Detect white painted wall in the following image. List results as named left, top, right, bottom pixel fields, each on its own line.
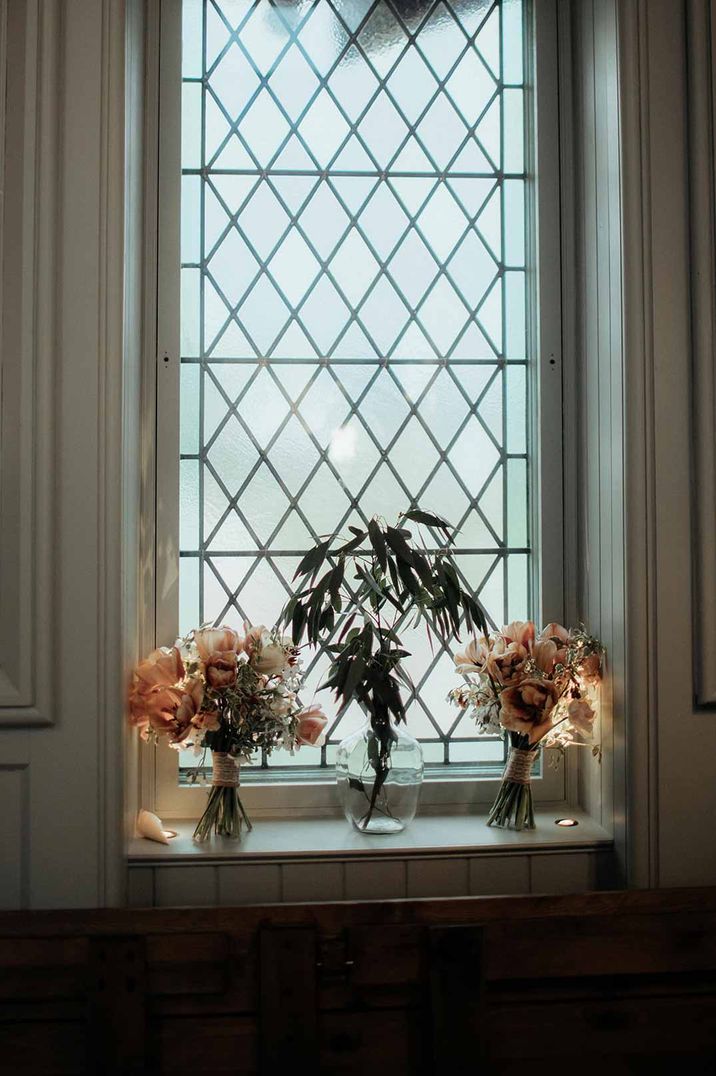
left=0, top=0, right=714, bottom=909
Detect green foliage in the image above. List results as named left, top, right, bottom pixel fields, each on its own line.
left=281, top=508, right=488, bottom=733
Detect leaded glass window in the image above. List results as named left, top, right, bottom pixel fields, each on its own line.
left=176, top=0, right=529, bottom=772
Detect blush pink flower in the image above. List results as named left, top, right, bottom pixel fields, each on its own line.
left=453, top=637, right=490, bottom=674
left=133, top=647, right=184, bottom=691
left=500, top=620, right=536, bottom=649
left=194, top=626, right=242, bottom=689
left=296, top=705, right=328, bottom=746
left=168, top=678, right=205, bottom=743
left=499, top=678, right=559, bottom=743
left=532, top=639, right=558, bottom=675
left=486, top=638, right=529, bottom=685
left=539, top=622, right=569, bottom=666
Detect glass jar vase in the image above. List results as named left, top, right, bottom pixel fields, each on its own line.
left=336, top=719, right=424, bottom=833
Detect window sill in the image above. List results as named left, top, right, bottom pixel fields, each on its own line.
left=128, top=808, right=612, bottom=865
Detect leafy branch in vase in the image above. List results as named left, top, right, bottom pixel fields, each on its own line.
left=281, top=509, right=488, bottom=828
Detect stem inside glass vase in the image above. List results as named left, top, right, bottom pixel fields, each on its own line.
left=360, top=719, right=398, bottom=829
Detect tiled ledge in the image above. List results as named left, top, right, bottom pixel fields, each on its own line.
left=128, top=809, right=611, bottom=865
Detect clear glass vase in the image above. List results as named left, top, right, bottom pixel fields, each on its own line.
left=336, top=720, right=424, bottom=833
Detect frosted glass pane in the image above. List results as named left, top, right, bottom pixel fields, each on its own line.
left=180, top=461, right=199, bottom=549
left=268, top=47, right=320, bottom=123
left=181, top=83, right=202, bottom=169
left=359, top=95, right=409, bottom=168
left=179, top=557, right=200, bottom=636
left=182, top=0, right=202, bottom=79
left=417, top=3, right=468, bottom=79
left=358, top=3, right=408, bottom=78
left=299, top=183, right=350, bottom=260
left=178, top=0, right=531, bottom=774
left=503, top=179, right=525, bottom=265
left=507, top=458, right=527, bottom=545
left=505, top=364, right=527, bottom=453
left=507, top=552, right=529, bottom=621
left=388, top=49, right=439, bottom=124
left=209, top=45, right=260, bottom=122
left=181, top=176, right=201, bottom=264
left=237, top=2, right=292, bottom=76
left=505, top=270, right=526, bottom=359
left=504, top=88, right=524, bottom=172
left=502, top=0, right=524, bottom=85
left=180, top=364, right=200, bottom=454
left=180, top=269, right=200, bottom=356
left=329, top=46, right=379, bottom=122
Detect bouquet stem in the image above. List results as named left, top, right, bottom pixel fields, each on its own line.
left=487, top=736, right=538, bottom=830
left=193, top=751, right=252, bottom=841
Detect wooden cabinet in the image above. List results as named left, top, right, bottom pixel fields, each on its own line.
left=1, top=887, right=715, bottom=1072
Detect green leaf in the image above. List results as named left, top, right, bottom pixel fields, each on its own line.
left=338, top=612, right=357, bottom=643
left=340, top=653, right=366, bottom=707
left=329, top=559, right=345, bottom=608
left=293, top=538, right=331, bottom=581
left=356, top=566, right=385, bottom=601
left=368, top=518, right=388, bottom=572
left=385, top=525, right=415, bottom=565
left=396, top=557, right=419, bottom=597
left=411, top=549, right=435, bottom=590
left=291, top=601, right=307, bottom=645
left=336, top=531, right=366, bottom=556
left=402, top=508, right=451, bottom=530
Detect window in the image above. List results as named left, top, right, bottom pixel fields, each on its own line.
left=155, top=0, right=562, bottom=789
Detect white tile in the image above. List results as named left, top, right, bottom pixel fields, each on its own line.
left=127, top=866, right=155, bottom=907
left=217, top=864, right=281, bottom=905
left=407, top=857, right=469, bottom=898
left=468, top=855, right=529, bottom=896
left=530, top=852, right=595, bottom=894
left=344, top=859, right=406, bottom=900
left=282, top=861, right=344, bottom=903
left=154, top=865, right=218, bottom=906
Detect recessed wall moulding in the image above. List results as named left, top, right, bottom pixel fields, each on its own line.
left=687, top=0, right=716, bottom=709
left=0, top=0, right=59, bottom=726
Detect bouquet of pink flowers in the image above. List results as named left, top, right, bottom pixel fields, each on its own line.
left=129, top=624, right=327, bottom=840
left=449, top=620, right=603, bottom=829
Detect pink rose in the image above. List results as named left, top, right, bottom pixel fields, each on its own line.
left=296, top=706, right=328, bottom=746
left=454, top=637, right=490, bottom=674
left=194, top=626, right=242, bottom=689
left=532, top=639, right=558, bottom=675
left=499, top=678, right=559, bottom=743
left=500, top=620, right=536, bottom=649
left=191, top=708, right=221, bottom=734
left=194, top=626, right=242, bottom=659
left=243, top=625, right=290, bottom=677
left=169, top=678, right=205, bottom=743
left=486, top=638, right=529, bottom=685
left=539, top=622, right=569, bottom=666
left=133, top=647, right=184, bottom=691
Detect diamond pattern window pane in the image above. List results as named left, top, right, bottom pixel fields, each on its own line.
left=178, top=0, right=529, bottom=773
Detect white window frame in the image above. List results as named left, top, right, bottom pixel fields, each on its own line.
left=143, top=0, right=570, bottom=820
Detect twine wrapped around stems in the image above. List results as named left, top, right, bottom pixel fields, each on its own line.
left=211, top=752, right=239, bottom=787
left=487, top=737, right=538, bottom=830
left=503, top=747, right=537, bottom=785
left=193, top=751, right=252, bottom=841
